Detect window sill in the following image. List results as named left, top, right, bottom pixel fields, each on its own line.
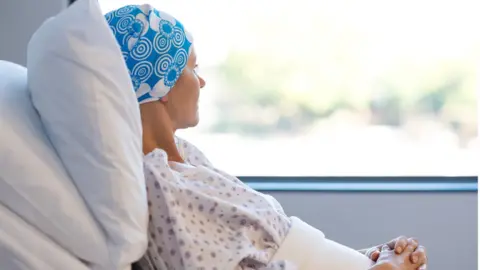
left=240, top=176, right=478, bottom=192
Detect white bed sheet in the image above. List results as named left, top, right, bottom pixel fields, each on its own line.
left=0, top=203, right=90, bottom=270
left=0, top=60, right=109, bottom=268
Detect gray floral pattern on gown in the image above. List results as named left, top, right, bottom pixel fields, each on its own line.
left=136, top=137, right=295, bottom=270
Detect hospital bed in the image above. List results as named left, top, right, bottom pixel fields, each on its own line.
left=0, top=0, right=148, bottom=268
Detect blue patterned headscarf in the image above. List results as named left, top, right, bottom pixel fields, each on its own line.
left=105, top=4, right=193, bottom=104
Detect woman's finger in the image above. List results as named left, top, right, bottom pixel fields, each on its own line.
left=391, top=236, right=408, bottom=253
left=405, top=238, right=419, bottom=253
left=410, top=245, right=427, bottom=266
left=377, top=245, right=391, bottom=261
left=365, top=247, right=380, bottom=261
left=370, top=250, right=380, bottom=261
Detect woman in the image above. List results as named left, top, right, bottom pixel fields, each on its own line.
left=105, top=4, right=427, bottom=270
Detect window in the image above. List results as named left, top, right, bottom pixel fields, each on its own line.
left=101, top=0, right=478, bottom=177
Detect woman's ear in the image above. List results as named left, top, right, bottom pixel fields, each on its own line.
left=160, top=96, right=168, bottom=102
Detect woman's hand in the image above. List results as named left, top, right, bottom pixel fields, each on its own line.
left=369, top=244, right=425, bottom=270
left=361, top=236, right=427, bottom=269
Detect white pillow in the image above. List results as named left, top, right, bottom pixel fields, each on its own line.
left=26, top=0, right=148, bottom=268
left=0, top=60, right=108, bottom=266
left=0, top=203, right=90, bottom=270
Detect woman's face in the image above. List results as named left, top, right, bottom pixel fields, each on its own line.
left=164, top=46, right=206, bottom=129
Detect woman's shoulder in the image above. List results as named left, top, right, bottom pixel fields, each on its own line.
left=143, top=148, right=169, bottom=169
left=175, top=136, right=213, bottom=167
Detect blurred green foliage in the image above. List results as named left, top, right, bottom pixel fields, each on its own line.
left=210, top=8, right=478, bottom=142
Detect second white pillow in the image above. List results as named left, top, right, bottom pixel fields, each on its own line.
left=27, top=0, right=148, bottom=268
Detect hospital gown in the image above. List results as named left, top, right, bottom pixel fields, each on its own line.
left=136, top=137, right=296, bottom=270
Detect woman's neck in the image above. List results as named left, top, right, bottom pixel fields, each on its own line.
left=140, top=103, right=184, bottom=163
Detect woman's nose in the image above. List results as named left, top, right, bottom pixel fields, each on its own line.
left=199, top=76, right=206, bottom=89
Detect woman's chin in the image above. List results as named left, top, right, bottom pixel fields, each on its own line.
left=191, top=115, right=200, bottom=127
left=186, top=114, right=200, bottom=129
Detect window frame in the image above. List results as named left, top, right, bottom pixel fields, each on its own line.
left=241, top=176, right=478, bottom=192
left=91, top=0, right=477, bottom=187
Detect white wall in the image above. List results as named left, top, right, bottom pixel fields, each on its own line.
left=269, top=191, right=477, bottom=270
left=0, top=0, right=66, bottom=66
